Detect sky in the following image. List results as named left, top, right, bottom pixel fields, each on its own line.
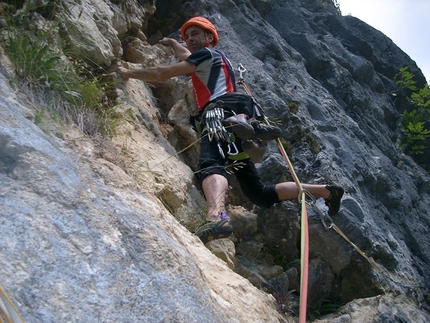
left=336, top=0, right=430, bottom=84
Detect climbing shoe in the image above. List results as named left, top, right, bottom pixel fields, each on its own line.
left=250, top=120, right=282, bottom=141
left=194, top=213, right=233, bottom=244
left=222, top=114, right=255, bottom=140
left=324, top=185, right=344, bottom=215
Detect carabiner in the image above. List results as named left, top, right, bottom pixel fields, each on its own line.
left=238, top=63, right=246, bottom=80
left=217, top=142, right=225, bottom=159
left=227, top=142, right=239, bottom=156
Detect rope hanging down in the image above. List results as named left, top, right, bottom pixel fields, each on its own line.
left=237, top=64, right=310, bottom=323
left=236, top=63, right=384, bottom=321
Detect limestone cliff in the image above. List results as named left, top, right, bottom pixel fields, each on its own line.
left=1, top=0, right=430, bottom=322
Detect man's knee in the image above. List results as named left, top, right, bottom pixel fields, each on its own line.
left=198, top=162, right=228, bottom=182
left=245, top=184, right=280, bottom=208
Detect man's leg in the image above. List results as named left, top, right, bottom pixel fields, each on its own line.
left=202, top=174, right=229, bottom=221
left=275, top=182, right=344, bottom=215
left=194, top=173, right=233, bottom=244
left=275, top=182, right=330, bottom=200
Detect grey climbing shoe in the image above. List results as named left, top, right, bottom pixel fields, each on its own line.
left=250, top=120, right=282, bottom=140
left=222, top=114, right=255, bottom=140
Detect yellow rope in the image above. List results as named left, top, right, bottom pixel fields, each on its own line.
left=331, top=224, right=382, bottom=272
left=274, top=137, right=309, bottom=323
left=238, top=74, right=310, bottom=322
left=238, top=66, right=401, bottom=319
left=0, top=285, right=24, bottom=323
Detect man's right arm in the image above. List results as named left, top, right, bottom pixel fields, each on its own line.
left=115, top=60, right=196, bottom=82
left=159, top=37, right=191, bottom=61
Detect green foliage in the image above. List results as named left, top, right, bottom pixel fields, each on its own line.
left=6, top=27, right=60, bottom=84
left=34, top=109, right=45, bottom=125
left=287, top=101, right=300, bottom=114
left=394, top=66, right=430, bottom=170
left=279, top=137, right=293, bottom=158
left=332, top=0, right=341, bottom=14
left=305, top=131, right=321, bottom=154
left=2, top=5, right=119, bottom=137
left=394, top=66, right=418, bottom=93
left=411, top=84, right=430, bottom=110
left=318, top=0, right=341, bottom=14
left=402, top=121, right=430, bottom=155
left=5, top=21, right=83, bottom=107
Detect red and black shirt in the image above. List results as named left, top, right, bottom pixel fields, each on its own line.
left=186, top=48, right=236, bottom=112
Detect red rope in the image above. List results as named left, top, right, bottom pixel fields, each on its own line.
left=275, top=140, right=309, bottom=323
left=238, top=79, right=309, bottom=322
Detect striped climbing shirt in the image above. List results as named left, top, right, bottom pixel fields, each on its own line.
left=186, top=48, right=236, bottom=112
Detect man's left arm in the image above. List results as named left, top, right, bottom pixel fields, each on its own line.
left=159, top=37, right=191, bottom=61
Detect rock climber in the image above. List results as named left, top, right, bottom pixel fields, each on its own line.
left=114, top=16, right=344, bottom=244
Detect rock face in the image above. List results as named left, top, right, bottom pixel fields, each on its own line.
left=1, top=0, right=430, bottom=322
left=0, top=46, right=287, bottom=323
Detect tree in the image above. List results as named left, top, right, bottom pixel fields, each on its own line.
left=394, top=66, right=430, bottom=172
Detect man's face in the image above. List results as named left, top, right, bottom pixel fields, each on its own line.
left=183, top=26, right=214, bottom=53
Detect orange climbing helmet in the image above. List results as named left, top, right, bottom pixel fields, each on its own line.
left=180, top=17, right=219, bottom=46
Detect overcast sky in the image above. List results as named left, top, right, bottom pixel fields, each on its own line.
left=336, top=0, right=430, bottom=83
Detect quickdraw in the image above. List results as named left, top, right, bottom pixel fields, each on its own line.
left=203, top=106, right=239, bottom=158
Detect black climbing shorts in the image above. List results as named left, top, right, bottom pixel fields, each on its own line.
left=210, top=92, right=254, bottom=116
left=197, top=92, right=280, bottom=208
